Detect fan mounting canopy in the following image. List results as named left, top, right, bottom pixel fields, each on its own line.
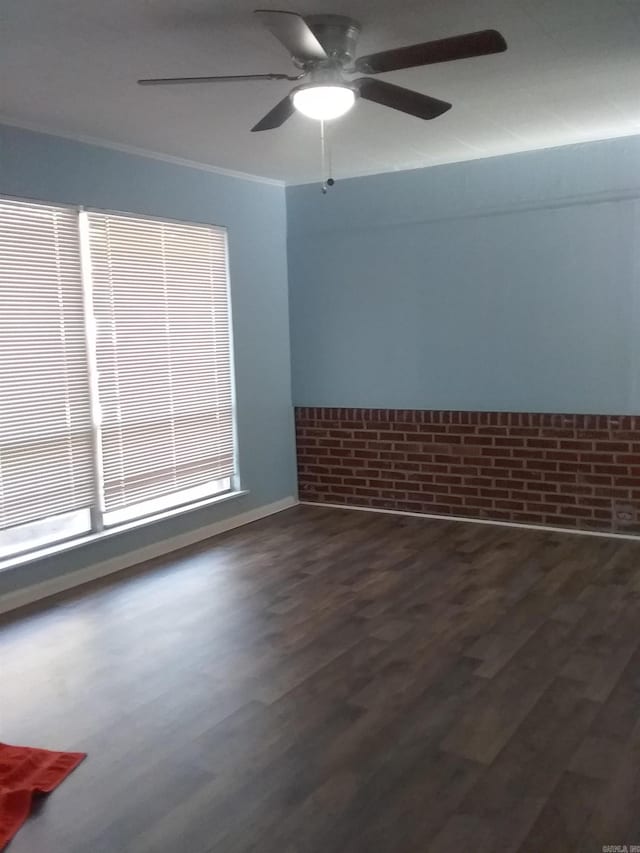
left=301, top=15, right=361, bottom=66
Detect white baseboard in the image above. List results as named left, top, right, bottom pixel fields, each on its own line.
left=299, top=501, right=640, bottom=542
left=0, top=496, right=298, bottom=616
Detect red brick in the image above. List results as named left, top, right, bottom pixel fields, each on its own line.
left=512, top=490, right=539, bottom=502
left=447, top=495, right=465, bottom=506
left=551, top=472, right=577, bottom=484
left=463, top=497, right=493, bottom=508
left=526, top=460, right=558, bottom=472
left=518, top=470, right=544, bottom=481
left=595, top=442, right=630, bottom=452
left=445, top=425, right=477, bottom=435
left=581, top=453, right=618, bottom=464
left=495, top=499, right=525, bottom=510
left=367, top=478, right=394, bottom=488
left=523, top=479, right=557, bottom=492
left=545, top=494, right=577, bottom=505
left=381, top=451, right=406, bottom=461
left=496, top=479, right=525, bottom=490
left=579, top=474, right=613, bottom=485
left=592, top=465, right=628, bottom=476
left=481, top=488, right=510, bottom=499
left=394, top=442, right=420, bottom=452
left=616, top=454, right=640, bottom=465
left=403, top=433, right=434, bottom=443
left=428, top=483, right=452, bottom=494
left=450, top=485, right=482, bottom=496
left=497, top=457, right=525, bottom=468
left=353, top=487, right=380, bottom=497
left=460, top=445, right=484, bottom=458
left=559, top=440, right=594, bottom=451
left=449, top=465, right=481, bottom=476
left=466, top=476, right=493, bottom=488
left=609, top=476, right=638, bottom=487
left=579, top=496, right=610, bottom=508
left=421, top=463, right=449, bottom=474
left=546, top=451, right=580, bottom=462
left=536, top=503, right=560, bottom=513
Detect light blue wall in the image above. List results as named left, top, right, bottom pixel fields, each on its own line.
left=0, top=124, right=296, bottom=597
left=287, top=135, right=640, bottom=414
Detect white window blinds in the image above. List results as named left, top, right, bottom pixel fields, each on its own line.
left=86, top=211, right=235, bottom=514
left=0, top=198, right=93, bottom=531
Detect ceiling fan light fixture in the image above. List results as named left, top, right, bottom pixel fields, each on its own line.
left=292, top=85, right=355, bottom=121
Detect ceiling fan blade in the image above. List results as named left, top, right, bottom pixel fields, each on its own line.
left=355, top=29, right=507, bottom=74
left=356, top=78, right=451, bottom=120
left=251, top=94, right=296, bottom=132
left=138, top=72, right=299, bottom=86
left=254, top=9, right=328, bottom=62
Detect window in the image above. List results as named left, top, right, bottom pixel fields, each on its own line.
left=86, top=211, right=235, bottom=524
left=0, top=199, right=94, bottom=558
left=0, top=198, right=236, bottom=563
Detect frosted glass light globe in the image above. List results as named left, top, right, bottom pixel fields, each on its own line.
left=293, top=86, right=355, bottom=121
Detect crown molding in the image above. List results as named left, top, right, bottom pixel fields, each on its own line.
left=0, top=115, right=285, bottom=188
left=287, top=127, right=640, bottom=187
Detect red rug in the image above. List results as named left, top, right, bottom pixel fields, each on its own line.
left=0, top=742, right=86, bottom=849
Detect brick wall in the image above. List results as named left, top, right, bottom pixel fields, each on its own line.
left=295, top=408, right=640, bottom=533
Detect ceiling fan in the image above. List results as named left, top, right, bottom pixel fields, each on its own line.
left=138, top=10, right=507, bottom=132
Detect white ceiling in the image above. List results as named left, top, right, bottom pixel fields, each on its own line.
left=2, top=0, right=640, bottom=184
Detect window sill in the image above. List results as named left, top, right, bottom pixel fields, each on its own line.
left=0, top=489, right=249, bottom=574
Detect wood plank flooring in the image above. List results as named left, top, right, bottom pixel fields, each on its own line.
left=1, top=504, right=640, bottom=852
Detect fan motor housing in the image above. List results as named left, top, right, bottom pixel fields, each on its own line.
left=303, top=15, right=361, bottom=66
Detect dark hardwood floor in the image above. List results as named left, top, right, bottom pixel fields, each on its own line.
left=1, top=504, right=640, bottom=852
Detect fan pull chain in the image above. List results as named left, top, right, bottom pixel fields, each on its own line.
left=320, top=120, right=335, bottom=194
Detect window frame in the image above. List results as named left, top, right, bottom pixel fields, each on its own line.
left=0, top=194, right=242, bottom=569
